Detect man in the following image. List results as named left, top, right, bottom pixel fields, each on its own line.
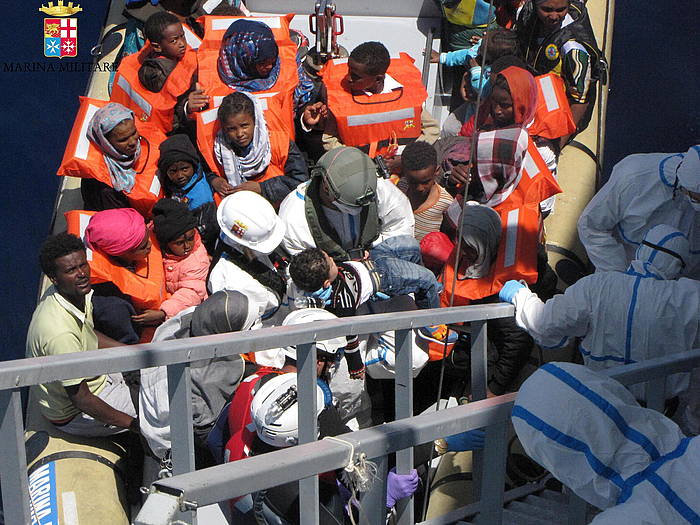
left=500, top=225, right=700, bottom=400
left=513, top=362, right=700, bottom=524
left=516, top=0, right=602, bottom=136
left=27, top=233, right=137, bottom=437
left=303, top=41, right=439, bottom=166
left=577, top=145, right=700, bottom=278
left=279, top=146, right=415, bottom=261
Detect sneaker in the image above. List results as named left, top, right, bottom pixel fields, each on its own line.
left=418, top=324, right=458, bottom=344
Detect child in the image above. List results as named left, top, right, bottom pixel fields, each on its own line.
left=152, top=198, right=210, bottom=319
left=397, top=141, right=454, bottom=241
left=289, top=244, right=456, bottom=344
left=111, top=12, right=206, bottom=137
left=209, top=91, right=309, bottom=204
left=158, top=134, right=215, bottom=210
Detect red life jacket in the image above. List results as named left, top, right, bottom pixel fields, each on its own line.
left=195, top=14, right=299, bottom=137
left=58, top=97, right=165, bottom=217
left=529, top=73, right=577, bottom=140
left=65, top=209, right=170, bottom=342
left=110, top=46, right=198, bottom=138
left=321, top=53, right=428, bottom=157
left=224, top=369, right=282, bottom=465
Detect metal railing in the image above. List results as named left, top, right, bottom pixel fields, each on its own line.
left=133, top=349, right=700, bottom=524
left=0, top=303, right=514, bottom=525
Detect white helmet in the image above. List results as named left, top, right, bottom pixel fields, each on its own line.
left=217, top=191, right=285, bottom=254
left=250, top=373, right=326, bottom=448
left=282, top=308, right=346, bottom=360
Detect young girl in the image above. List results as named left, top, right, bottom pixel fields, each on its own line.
left=210, top=91, right=308, bottom=204
left=151, top=198, right=210, bottom=319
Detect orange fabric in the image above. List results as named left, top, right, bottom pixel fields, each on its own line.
left=65, top=210, right=170, bottom=342
left=58, top=97, right=165, bottom=217
left=475, top=65, right=537, bottom=131
left=195, top=14, right=298, bottom=137
left=195, top=103, right=289, bottom=181
left=321, top=53, right=428, bottom=157
left=110, top=46, right=198, bottom=138
left=529, top=73, right=577, bottom=140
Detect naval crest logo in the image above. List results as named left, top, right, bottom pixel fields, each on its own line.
left=40, top=2, right=82, bottom=58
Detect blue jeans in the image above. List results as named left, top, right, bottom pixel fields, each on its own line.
left=370, top=235, right=442, bottom=310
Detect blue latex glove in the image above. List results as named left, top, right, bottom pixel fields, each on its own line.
left=445, top=429, right=485, bottom=451
left=310, top=286, right=333, bottom=305
left=386, top=468, right=419, bottom=508
left=125, top=0, right=159, bottom=5
left=499, top=280, right=525, bottom=304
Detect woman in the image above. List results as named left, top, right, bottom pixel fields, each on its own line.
left=79, top=102, right=162, bottom=215
left=217, top=18, right=314, bottom=109
left=83, top=207, right=168, bottom=343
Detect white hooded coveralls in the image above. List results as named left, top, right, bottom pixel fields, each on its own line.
left=278, top=178, right=415, bottom=256
left=513, top=362, right=700, bottom=525
left=510, top=225, right=700, bottom=397
left=577, top=146, right=700, bottom=277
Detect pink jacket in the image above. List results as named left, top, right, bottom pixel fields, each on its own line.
left=160, top=231, right=210, bottom=319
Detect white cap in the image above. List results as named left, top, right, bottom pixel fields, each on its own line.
left=281, top=308, right=346, bottom=360
left=250, top=373, right=326, bottom=448
left=216, top=191, right=286, bottom=254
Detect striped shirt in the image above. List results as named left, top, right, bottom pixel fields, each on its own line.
left=398, top=180, right=454, bottom=241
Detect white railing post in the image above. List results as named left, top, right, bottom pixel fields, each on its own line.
left=0, top=388, right=31, bottom=524
left=480, top=419, right=508, bottom=524
left=394, top=328, right=415, bottom=525
left=470, top=320, right=488, bottom=502
left=297, top=342, right=320, bottom=525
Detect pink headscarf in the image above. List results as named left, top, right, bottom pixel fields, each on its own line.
left=84, top=208, right=147, bottom=256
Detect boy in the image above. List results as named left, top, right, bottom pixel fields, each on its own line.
left=397, top=141, right=454, bottom=241
left=110, top=12, right=206, bottom=136
left=289, top=243, right=456, bottom=344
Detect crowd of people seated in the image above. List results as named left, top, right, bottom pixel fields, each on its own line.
left=27, top=0, right=700, bottom=523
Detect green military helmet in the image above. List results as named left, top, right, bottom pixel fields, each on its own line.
left=314, top=147, right=377, bottom=208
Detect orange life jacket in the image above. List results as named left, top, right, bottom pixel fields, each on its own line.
left=529, top=73, right=576, bottom=140
left=195, top=101, right=289, bottom=182
left=110, top=46, right=198, bottom=137
left=65, top=210, right=169, bottom=342
left=58, top=97, right=165, bottom=217
left=321, top=53, right=428, bottom=157
left=195, top=14, right=298, bottom=137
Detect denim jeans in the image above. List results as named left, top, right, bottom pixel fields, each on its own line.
left=370, top=235, right=443, bottom=309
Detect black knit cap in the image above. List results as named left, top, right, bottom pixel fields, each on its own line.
left=157, top=134, right=200, bottom=175
left=152, top=198, right=198, bottom=246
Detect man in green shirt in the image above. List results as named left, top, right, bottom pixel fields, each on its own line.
left=26, top=233, right=138, bottom=437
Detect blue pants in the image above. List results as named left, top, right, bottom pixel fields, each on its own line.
left=370, top=235, right=442, bottom=310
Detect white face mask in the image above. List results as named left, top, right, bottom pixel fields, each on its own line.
left=333, top=200, right=364, bottom=216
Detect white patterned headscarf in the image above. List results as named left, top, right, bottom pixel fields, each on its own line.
left=214, top=91, right=272, bottom=187
left=86, top=102, right=141, bottom=193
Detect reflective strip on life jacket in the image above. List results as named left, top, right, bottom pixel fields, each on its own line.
left=58, top=97, right=165, bottom=217
left=529, top=73, right=577, bottom=140
left=65, top=210, right=169, bottom=314
left=110, top=46, right=198, bottom=137
left=182, top=24, right=202, bottom=50
left=321, top=52, right=428, bottom=157
left=195, top=14, right=298, bottom=137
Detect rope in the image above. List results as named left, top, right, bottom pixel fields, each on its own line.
left=421, top=3, right=497, bottom=519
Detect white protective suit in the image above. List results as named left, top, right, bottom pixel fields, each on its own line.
left=510, top=225, right=700, bottom=398
left=278, top=178, right=415, bottom=256
left=577, top=146, right=700, bottom=277
left=513, top=362, right=700, bottom=525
